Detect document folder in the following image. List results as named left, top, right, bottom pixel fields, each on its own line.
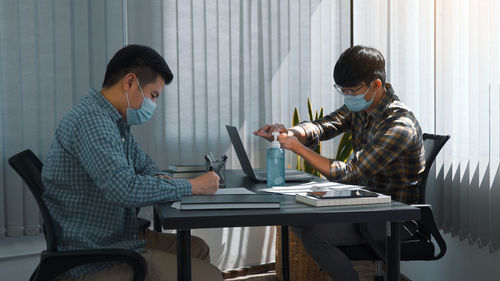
left=179, top=194, right=281, bottom=210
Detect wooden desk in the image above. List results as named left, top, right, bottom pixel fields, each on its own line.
left=154, top=170, right=420, bottom=281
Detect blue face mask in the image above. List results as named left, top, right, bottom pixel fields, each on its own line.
left=125, top=80, right=157, bottom=126
left=343, top=85, right=376, bottom=112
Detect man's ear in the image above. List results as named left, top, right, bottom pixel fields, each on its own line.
left=122, top=73, right=136, bottom=91
left=373, top=79, right=382, bottom=90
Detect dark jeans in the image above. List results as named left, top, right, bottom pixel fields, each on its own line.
left=292, top=222, right=413, bottom=281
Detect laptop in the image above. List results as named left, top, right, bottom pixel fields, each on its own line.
left=226, top=125, right=314, bottom=183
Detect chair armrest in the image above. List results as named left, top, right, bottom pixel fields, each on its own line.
left=136, top=207, right=151, bottom=230
left=34, top=249, right=147, bottom=281
left=356, top=204, right=447, bottom=262
left=412, top=204, right=447, bottom=260
left=138, top=217, right=151, bottom=230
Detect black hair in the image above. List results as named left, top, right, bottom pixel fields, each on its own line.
left=102, top=44, right=173, bottom=88
left=333, top=45, right=386, bottom=87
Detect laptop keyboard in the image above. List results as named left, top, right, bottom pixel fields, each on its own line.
left=255, top=169, right=307, bottom=177
left=254, top=170, right=267, bottom=177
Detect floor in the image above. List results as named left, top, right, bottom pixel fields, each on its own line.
left=223, top=261, right=411, bottom=281
left=224, top=272, right=278, bottom=281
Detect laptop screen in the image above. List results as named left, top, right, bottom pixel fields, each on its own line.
left=225, top=125, right=257, bottom=178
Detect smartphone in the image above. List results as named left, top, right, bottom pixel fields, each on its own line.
left=307, top=189, right=378, bottom=199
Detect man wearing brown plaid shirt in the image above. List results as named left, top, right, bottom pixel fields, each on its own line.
left=254, top=45, right=425, bottom=281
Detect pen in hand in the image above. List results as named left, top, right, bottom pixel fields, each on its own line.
left=205, top=152, right=226, bottom=186
left=205, top=155, right=213, bottom=171
left=214, top=162, right=225, bottom=184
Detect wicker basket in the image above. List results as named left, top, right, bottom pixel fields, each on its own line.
left=275, top=226, right=331, bottom=281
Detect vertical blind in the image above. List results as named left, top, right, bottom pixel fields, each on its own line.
left=133, top=0, right=350, bottom=173
left=0, top=0, right=128, bottom=239
left=2, top=0, right=498, bottom=265
left=434, top=0, right=500, bottom=252
left=0, top=0, right=348, bottom=269
left=130, top=0, right=349, bottom=269
left=354, top=0, right=500, bottom=252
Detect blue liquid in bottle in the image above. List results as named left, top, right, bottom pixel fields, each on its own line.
left=267, top=132, right=285, bottom=187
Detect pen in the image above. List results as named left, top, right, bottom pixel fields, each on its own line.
left=215, top=162, right=225, bottom=184
left=204, top=154, right=213, bottom=171
left=208, top=152, right=216, bottom=163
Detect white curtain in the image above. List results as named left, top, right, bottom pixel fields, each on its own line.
left=435, top=0, right=500, bottom=252
left=354, top=0, right=500, bottom=252
left=132, top=0, right=350, bottom=172
left=3, top=0, right=499, bottom=266
left=353, top=0, right=435, bottom=133
left=0, top=0, right=128, bottom=239
left=129, top=0, right=350, bottom=269
left=0, top=0, right=348, bottom=269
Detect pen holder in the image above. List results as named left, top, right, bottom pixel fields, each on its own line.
left=206, top=160, right=226, bottom=188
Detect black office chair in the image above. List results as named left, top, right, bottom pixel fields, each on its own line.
left=339, top=133, right=450, bottom=281
left=8, top=149, right=147, bottom=281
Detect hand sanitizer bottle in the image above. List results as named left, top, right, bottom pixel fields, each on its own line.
left=267, top=131, right=285, bottom=187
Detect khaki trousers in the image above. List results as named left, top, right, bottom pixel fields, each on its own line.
left=61, top=229, right=223, bottom=281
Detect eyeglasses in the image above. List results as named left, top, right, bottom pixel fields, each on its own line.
left=333, top=84, right=366, bottom=96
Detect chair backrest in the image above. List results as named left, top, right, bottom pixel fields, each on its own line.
left=418, top=134, right=450, bottom=204
left=8, top=149, right=57, bottom=251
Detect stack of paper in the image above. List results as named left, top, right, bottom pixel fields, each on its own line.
left=259, top=182, right=362, bottom=196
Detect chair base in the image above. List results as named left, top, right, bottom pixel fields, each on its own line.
left=374, top=260, right=383, bottom=281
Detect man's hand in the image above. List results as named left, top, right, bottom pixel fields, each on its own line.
left=253, top=123, right=288, bottom=141
left=277, top=133, right=303, bottom=153
left=188, top=171, right=220, bottom=195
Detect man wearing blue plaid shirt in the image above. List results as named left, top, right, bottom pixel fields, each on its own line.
left=42, top=45, right=223, bottom=281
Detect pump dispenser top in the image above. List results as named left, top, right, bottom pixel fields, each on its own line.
left=271, top=131, right=280, bottom=148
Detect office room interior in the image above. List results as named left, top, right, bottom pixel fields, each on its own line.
left=0, top=0, right=499, bottom=281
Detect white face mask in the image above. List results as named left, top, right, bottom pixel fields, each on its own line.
left=125, top=79, right=157, bottom=125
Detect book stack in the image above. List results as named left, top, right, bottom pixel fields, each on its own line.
left=296, top=188, right=391, bottom=207
left=174, top=194, right=281, bottom=210
left=163, top=164, right=207, bottom=179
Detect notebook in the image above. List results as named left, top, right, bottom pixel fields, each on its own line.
left=178, top=194, right=281, bottom=210
left=225, top=125, right=314, bottom=183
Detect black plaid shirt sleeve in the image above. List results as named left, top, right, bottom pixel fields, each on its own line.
left=295, top=85, right=425, bottom=204
left=296, top=105, right=353, bottom=147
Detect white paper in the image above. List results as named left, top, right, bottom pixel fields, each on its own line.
left=259, top=182, right=363, bottom=196
left=215, top=187, right=255, bottom=195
